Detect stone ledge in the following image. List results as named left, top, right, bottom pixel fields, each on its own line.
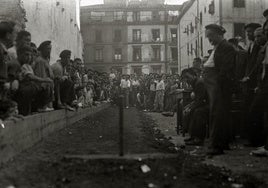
left=0, top=103, right=110, bottom=165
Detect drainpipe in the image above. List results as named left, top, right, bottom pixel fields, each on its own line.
left=178, top=22, right=182, bottom=74
left=164, top=5, right=168, bottom=73
left=219, top=0, right=223, bottom=26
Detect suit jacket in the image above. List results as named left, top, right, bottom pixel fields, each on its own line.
left=191, top=78, right=208, bottom=110
left=245, top=43, right=262, bottom=89
left=214, top=39, right=236, bottom=81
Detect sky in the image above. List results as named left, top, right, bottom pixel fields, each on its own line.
left=81, top=0, right=188, bottom=6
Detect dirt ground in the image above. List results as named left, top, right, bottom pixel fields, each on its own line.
left=0, top=107, right=266, bottom=188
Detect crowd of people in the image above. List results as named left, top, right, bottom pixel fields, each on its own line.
left=0, top=21, right=111, bottom=124
left=109, top=71, right=183, bottom=114
left=1, top=8, right=268, bottom=158
left=180, top=9, right=268, bottom=157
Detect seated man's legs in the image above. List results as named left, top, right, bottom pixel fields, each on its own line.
left=17, top=81, right=38, bottom=116
left=60, top=79, right=75, bottom=106
left=188, top=106, right=209, bottom=143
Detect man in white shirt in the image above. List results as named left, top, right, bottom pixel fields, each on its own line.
left=153, top=75, right=165, bottom=112
left=120, top=75, right=130, bottom=108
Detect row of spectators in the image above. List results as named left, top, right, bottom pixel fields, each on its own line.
left=0, top=21, right=110, bottom=124
left=180, top=10, right=268, bottom=157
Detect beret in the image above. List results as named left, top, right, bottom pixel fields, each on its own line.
left=38, top=41, right=51, bottom=51
left=205, top=24, right=226, bottom=34
left=244, top=23, right=262, bottom=30
left=60, top=50, right=71, bottom=58
left=263, top=9, right=268, bottom=17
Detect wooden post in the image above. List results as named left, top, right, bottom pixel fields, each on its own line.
left=119, top=95, right=124, bottom=156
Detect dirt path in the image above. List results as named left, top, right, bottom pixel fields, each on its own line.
left=0, top=107, right=266, bottom=188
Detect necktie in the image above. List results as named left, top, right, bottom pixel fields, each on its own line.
left=261, top=45, right=268, bottom=80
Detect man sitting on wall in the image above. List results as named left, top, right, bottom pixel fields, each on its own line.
left=182, top=68, right=209, bottom=146
left=17, top=45, right=54, bottom=115
left=51, top=50, right=75, bottom=111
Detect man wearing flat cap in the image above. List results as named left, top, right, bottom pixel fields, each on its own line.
left=51, top=50, right=75, bottom=110
left=203, top=24, right=236, bottom=155
left=263, top=9, right=268, bottom=21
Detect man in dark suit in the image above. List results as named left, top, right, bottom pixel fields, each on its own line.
left=251, top=20, right=268, bottom=156
left=203, top=24, right=236, bottom=155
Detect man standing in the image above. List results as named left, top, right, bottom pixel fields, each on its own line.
left=153, top=75, right=165, bottom=112
left=203, top=24, right=236, bottom=155
left=251, top=20, right=268, bottom=156
left=120, top=75, right=130, bottom=108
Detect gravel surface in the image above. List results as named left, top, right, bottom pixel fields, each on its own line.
left=0, top=106, right=266, bottom=188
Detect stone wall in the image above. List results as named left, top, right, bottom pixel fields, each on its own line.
left=0, top=0, right=84, bottom=64
left=0, top=104, right=109, bottom=165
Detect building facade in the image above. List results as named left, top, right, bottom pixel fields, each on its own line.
left=0, top=0, right=83, bottom=64
left=178, top=0, right=268, bottom=72
left=81, top=0, right=181, bottom=74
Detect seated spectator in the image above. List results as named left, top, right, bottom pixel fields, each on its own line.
left=8, top=30, right=31, bottom=60
left=181, top=68, right=209, bottom=146
left=16, top=45, right=54, bottom=115
left=0, top=21, right=21, bottom=122
left=51, top=50, right=75, bottom=111
left=33, top=41, right=54, bottom=108
left=0, top=21, right=13, bottom=101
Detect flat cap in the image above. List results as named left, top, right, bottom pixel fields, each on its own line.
left=263, top=9, right=268, bottom=17
left=205, top=24, right=226, bottom=35
left=60, top=50, right=71, bottom=58
left=38, top=41, right=51, bottom=51
left=244, top=23, right=262, bottom=30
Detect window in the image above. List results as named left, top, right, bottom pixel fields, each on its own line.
left=195, top=40, right=198, bottom=56
left=234, top=0, right=245, bottom=8
left=114, top=48, right=122, bottom=61
left=208, top=0, right=215, bottom=15
left=170, top=28, right=177, bottom=42
left=133, top=46, right=141, bottom=61
left=200, top=37, right=203, bottom=56
left=114, top=29, right=122, bottom=42
left=190, top=23, right=194, bottom=33
left=187, top=25, right=189, bottom=35
left=114, top=11, right=124, bottom=21
left=152, top=29, right=160, bottom=41
left=200, top=12, right=203, bottom=25
left=96, top=30, right=102, bottom=42
left=133, top=29, right=141, bottom=42
left=152, top=11, right=160, bottom=21
left=152, top=46, right=161, bottom=60
left=234, top=23, right=245, bottom=38
left=187, top=43, right=189, bottom=56
left=152, top=65, right=161, bottom=74
left=171, top=47, right=178, bottom=61
left=133, top=66, right=142, bottom=75
left=191, top=44, right=193, bottom=55
left=133, top=11, right=140, bottom=22
left=95, top=48, right=103, bottom=61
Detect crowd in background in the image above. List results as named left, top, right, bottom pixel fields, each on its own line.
left=1, top=8, right=268, bottom=158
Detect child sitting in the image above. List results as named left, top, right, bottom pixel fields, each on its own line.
left=17, top=45, right=54, bottom=115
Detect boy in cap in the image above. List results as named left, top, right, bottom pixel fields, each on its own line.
left=17, top=45, right=54, bottom=114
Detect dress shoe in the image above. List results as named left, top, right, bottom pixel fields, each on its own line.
left=206, top=148, right=224, bottom=156
left=184, top=137, right=193, bottom=142
left=185, top=139, right=204, bottom=146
